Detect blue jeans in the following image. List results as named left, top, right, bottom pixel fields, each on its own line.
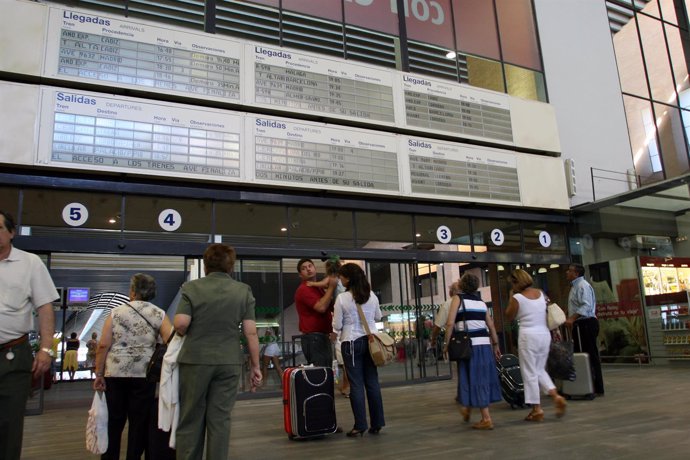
left=301, top=333, right=332, bottom=367
left=342, top=336, right=385, bottom=431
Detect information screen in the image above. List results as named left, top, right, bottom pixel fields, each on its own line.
left=46, top=9, right=242, bottom=101
left=251, top=117, right=400, bottom=193
left=43, top=89, right=243, bottom=180
left=252, top=46, right=395, bottom=123
left=402, top=75, right=513, bottom=144
left=404, top=137, right=520, bottom=203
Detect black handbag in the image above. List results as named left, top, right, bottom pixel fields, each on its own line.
left=447, top=298, right=472, bottom=361
left=546, top=332, right=576, bottom=381
left=146, top=331, right=175, bottom=383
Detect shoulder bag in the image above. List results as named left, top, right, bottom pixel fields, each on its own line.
left=447, top=297, right=472, bottom=361
left=355, top=303, right=395, bottom=367
left=125, top=302, right=174, bottom=383
left=546, top=302, right=566, bottom=331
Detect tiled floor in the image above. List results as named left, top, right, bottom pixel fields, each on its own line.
left=21, top=364, right=690, bottom=459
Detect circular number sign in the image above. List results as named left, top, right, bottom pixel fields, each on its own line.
left=490, top=229, right=504, bottom=246
left=62, top=203, right=88, bottom=227
left=436, top=225, right=452, bottom=244
left=158, top=209, right=182, bottom=232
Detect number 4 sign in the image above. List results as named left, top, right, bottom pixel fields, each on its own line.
left=158, top=209, right=182, bottom=232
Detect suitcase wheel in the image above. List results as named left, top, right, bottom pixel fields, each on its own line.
left=586, top=393, right=596, bottom=401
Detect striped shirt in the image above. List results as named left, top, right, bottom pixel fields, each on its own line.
left=453, top=293, right=490, bottom=346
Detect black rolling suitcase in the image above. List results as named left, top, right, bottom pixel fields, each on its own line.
left=497, top=354, right=525, bottom=409
left=282, top=366, right=338, bottom=440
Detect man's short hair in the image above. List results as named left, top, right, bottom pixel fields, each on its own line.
left=204, top=243, right=236, bottom=274
left=0, top=210, right=16, bottom=234
left=569, top=263, right=585, bottom=277
left=297, top=258, right=313, bottom=273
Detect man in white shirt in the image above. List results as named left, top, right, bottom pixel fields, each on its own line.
left=0, top=211, right=58, bottom=460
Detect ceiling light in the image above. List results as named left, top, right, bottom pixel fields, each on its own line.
left=415, top=233, right=421, bottom=238
left=108, top=218, right=117, bottom=224
left=538, top=268, right=547, bottom=273
left=445, top=51, right=456, bottom=59
left=549, top=264, right=560, bottom=269
left=280, top=227, right=287, bottom=232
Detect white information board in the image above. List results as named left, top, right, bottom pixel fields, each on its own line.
left=44, top=8, right=242, bottom=102
left=37, top=88, right=244, bottom=181
left=248, top=46, right=396, bottom=125
left=248, top=116, right=400, bottom=194
left=401, top=74, right=513, bottom=145
left=401, top=136, right=520, bottom=205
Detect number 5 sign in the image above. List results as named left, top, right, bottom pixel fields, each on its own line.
left=158, top=209, right=182, bottom=232
left=62, top=203, right=89, bottom=227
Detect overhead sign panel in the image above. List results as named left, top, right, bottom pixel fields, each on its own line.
left=45, top=8, right=242, bottom=101
left=402, top=75, right=513, bottom=145
left=402, top=136, right=520, bottom=204
left=38, top=88, right=243, bottom=181
left=249, top=117, right=400, bottom=194
left=249, top=46, right=395, bottom=124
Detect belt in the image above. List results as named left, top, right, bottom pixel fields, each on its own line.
left=0, top=334, right=28, bottom=351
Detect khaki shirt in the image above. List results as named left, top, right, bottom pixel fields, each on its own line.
left=176, top=272, right=256, bottom=365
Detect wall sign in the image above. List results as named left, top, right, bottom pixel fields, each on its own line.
left=62, top=202, right=88, bottom=226
left=158, top=209, right=182, bottom=231
left=538, top=231, right=552, bottom=248
left=490, top=228, right=504, bottom=246
left=436, top=225, right=451, bottom=244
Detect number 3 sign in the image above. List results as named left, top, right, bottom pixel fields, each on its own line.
left=158, top=209, right=182, bottom=232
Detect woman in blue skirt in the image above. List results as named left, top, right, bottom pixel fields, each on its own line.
left=443, top=273, right=502, bottom=430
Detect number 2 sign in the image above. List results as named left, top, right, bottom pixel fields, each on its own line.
left=490, top=228, right=504, bottom=246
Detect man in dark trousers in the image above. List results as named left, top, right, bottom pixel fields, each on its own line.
left=565, top=263, right=605, bottom=396
left=294, top=258, right=337, bottom=367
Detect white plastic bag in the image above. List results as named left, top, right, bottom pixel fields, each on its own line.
left=547, top=303, right=567, bottom=330
left=85, top=391, right=108, bottom=454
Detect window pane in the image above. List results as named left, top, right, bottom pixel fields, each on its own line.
left=472, top=219, right=521, bottom=253
left=638, top=14, right=676, bottom=102
left=0, top=186, right=20, bottom=220
left=495, top=0, right=542, bottom=71
left=623, top=95, right=665, bottom=184
left=288, top=207, right=354, bottom=248
left=466, top=54, right=505, bottom=93
left=414, top=215, right=471, bottom=252
left=505, top=64, right=546, bottom=102
left=216, top=202, right=287, bottom=246
left=282, top=0, right=342, bottom=21
left=243, top=0, right=279, bottom=7
left=453, top=0, right=500, bottom=60
left=642, top=0, right=662, bottom=18
left=344, top=0, right=399, bottom=36
left=665, top=23, right=690, bottom=95
left=613, top=13, right=649, bottom=97
left=124, top=196, right=210, bottom=233
left=406, top=0, right=453, bottom=48
left=523, top=223, right=567, bottom=254
left=655, top=102, right=690, bottom=177
left=355, top=212, right=413, bottom=249
left=660, top=0, right=679, bottom=25
left=21, top=189, right=121, bottom=230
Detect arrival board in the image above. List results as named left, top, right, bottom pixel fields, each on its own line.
left=252, top=118, right=399, bottom=192
left=402, top=75, right=513, bottom=144
left=252, top=47, right=395, bottom=123
left=47, top=9, right=242, bottom=100
left=404, top=137, right=520, bottom=203
left=45, top=89, right=242, bottom=179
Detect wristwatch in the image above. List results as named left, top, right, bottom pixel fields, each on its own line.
left=40, top=347, right=56, bottom=358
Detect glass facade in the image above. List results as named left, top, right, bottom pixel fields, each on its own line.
left=612, top=0, right=690, bottom=184
left=57, top=0, right=546, bottom=101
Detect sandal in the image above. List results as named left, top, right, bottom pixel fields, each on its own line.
left=460, top=406, right=471, bottom=422
left=554, top=396, right=567, bottom=418
left=524, top=411, right=544, bottom=422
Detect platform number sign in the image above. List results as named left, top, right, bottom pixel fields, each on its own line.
left=158, top=209, right=182, bottom=232
left=436, top=225, right=452, bottom=244
left=62, top=203, right=88, bottom=227
left=490, top=228, right=504, bottom=246
left=538, top=231, right=552, bottom=248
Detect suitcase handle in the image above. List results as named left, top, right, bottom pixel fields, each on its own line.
left=300, top=368, right=329, bottom=387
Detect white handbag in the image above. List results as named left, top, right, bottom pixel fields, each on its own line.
left=547, top=303, right=567, bottom=330
left=85, top=391, right=108, bottom=454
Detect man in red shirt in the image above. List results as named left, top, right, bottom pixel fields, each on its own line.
left=295, top=258, right=337, bottom=367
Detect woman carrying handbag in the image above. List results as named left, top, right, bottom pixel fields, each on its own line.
left=332, top=263, right=386, bottom=437
left=443, top=273, right=502, bottom=430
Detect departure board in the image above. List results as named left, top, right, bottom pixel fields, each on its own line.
left=43, top=89, right=242, bottom=179
left=404, top=137, right=520, bottom=203
left=402, top=75, right=513, bottom=144
left=251, top=117, right=399, bottom=193
left=45, top=9, right=241, bottom=100
left=252, top=47, right=395, bottom=123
